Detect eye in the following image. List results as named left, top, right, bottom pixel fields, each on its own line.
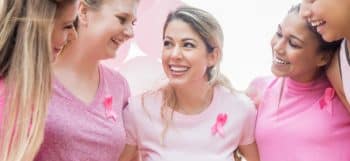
left=163, top=40, right=173, bottom=48
left=64, top=24, right=74, bottom=29
left=183, top=42, right=195, bottom=48
left=289, top=39, right=301, bottom=48
left=116, top=16, right=126, bottom=25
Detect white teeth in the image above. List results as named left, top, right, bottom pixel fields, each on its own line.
left=310, top=20, right=325, bottom=27
left=273, top=56, right=289, bottom=65
left=170, top=65, right=189, bottom=72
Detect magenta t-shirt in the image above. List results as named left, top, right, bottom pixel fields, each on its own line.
left=0, top=79, right=4, bottom=124
left=252, top=76, right=350, bottom=161
left=35, top=65, right=130, bottom=161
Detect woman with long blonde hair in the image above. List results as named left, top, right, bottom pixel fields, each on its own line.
left=0, top=0, right=78, bottom=160
left=34, top=0, right=138, bottom=160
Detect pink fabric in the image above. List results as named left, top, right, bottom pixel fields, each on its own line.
left=0, top=79, right=5, bottom=124
left=339, top=39, right=350, bottom=103
left=35, top=64, right=130, bottom=161
left=124, top=86, right=256, bottom=161
left=253, top=76, right=350, bottom=161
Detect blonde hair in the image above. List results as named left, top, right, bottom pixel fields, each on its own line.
left=81, top=0, right=139, bottom=10
left=0, top=0, right=75, bottom=161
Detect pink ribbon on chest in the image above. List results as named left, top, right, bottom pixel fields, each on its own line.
left=103, top=96, right=117, bottom=122
left=211, top=113, right=228, bottom=137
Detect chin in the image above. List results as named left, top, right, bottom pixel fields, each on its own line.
left=271, top=68, right=287, bottom=78
left=168, top=79, right=187, bottom=88
left=321, top=32, right=342, bottom=43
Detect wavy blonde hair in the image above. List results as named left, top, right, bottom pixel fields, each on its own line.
left=0, top=0, right=75, bottom=161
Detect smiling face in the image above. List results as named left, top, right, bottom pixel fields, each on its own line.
left=162, top=19, right=217, bottom=88
left=80, top=0, right=138, bottom=59
left=271, top=12, right=328, bottom=82
left=300, top=0, right=350, bottom=42
left=51, top=1, right=79, bottom=56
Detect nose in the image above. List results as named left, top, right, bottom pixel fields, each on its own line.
left=123, top=24, right=134, bottom=40
left=272, top=38, right=285, bottom=55
left=170, top=45, right=182, bottom=59
left=299, top=2, right=312, bottom=20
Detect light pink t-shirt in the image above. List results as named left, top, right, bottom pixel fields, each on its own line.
left=35, top=65, right=130, bottom=161
left=252, top=76, right=350, bottom=161
left=124, top=86, right=256, bottom=161
left=339, top=39, right=350, bottom=103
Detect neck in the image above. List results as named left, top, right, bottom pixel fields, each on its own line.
left=173, top=81, right=214, bottom=114
left=53, top=38, right=100, bottom=80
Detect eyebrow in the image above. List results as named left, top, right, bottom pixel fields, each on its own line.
left=116, top=12, right=136, bottom=20
left=182, top=38, right=197, bottom=42
left=278, top=24, right=305, bottom=44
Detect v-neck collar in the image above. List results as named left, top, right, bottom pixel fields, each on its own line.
left=53, top=64, right=105, bottom=108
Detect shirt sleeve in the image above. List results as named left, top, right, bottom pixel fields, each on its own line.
left=123, top=100, right=138, bottom=146
left=122, top=78, right=131, bottom=109
left=239, top=100, right=257, bottom=145
left=246, top=76, right=273, bottom=107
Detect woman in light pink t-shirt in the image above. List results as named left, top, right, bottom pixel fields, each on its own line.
left=247, top=4, right=350, bottom=161
left=119, top=6, right=260, bottom=161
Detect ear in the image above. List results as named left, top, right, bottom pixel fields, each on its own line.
left=78, top=2, right=89, bottom=26
left=316, top=51, right=332, bottom=67
left=207, top=47, right=220, bottom=67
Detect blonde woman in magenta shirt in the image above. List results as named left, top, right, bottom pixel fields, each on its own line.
left=119, top=6, right=260, bottom=161
left=34, top=0, right=138, bottom=160
left=247, top=4, right=350, bottom=161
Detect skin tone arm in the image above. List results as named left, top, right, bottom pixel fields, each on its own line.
left=238, top=142, right=260, bottom=161
left=326, top=50, right=350, bottom=110
left=118, top=145, right=138, bottom=161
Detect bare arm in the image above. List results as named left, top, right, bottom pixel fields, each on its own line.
left=238, top=142, right=260, bottom=161
left=326, top=51, right=350, bottom=110
left=118, top=145, right=138, bottom=161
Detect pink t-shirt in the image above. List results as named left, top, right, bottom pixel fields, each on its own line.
left=339, top=39, right=350, bottom=103
left=0, top=79, right=4, bottom=123
left=252, top=76, right=350, bottom=161
left=124, top=86, right=256, bottom=161
left=35, top=65, right=130, bottom=161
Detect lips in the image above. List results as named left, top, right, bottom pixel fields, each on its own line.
left=170, top=65, right=189, bottom=72
left=111, top=37, right=125, bottom=48
left=167, top=64, right=190, bottom=76
left=273, top=55, right=290, bottom=65
left=308, top=18, right=326, bottom=33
